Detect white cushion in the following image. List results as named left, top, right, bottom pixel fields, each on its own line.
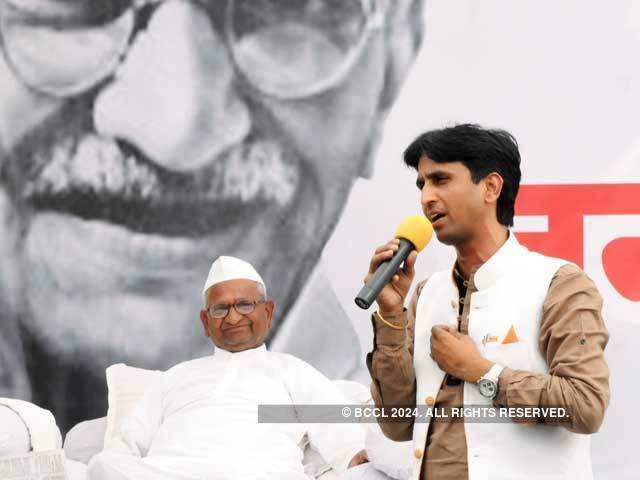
left=364, top=424, right=413, bottom=480
left=104, top=364, right=163, bottom=446
left=64, top=417, right=107, bottom=464
left=0, top=398, right=61, bottom=453
left=326, top=381, right=413, bottom=480
left=320, top=381, right=412, bottom=480
left=0, top=404, right=31, bottom=456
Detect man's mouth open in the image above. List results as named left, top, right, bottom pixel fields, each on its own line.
left=17, top=133, right=301, bottom=237
left=430, top=212, right=447, bottom=227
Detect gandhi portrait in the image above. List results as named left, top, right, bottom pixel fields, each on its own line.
left=0, top=0, right=424, bottom=431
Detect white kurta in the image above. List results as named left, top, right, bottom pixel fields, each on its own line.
left=90, top=345, right=364, bottom=480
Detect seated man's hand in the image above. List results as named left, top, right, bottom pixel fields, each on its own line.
left=348, top=449, right=369, bottom=468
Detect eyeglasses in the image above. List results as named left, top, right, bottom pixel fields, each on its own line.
left=206, top=299, right=265, bottom=319
left=0, top=0, right=385, bottom=99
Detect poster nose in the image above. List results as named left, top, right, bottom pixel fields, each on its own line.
left=93, top=0, right=251, bottom=173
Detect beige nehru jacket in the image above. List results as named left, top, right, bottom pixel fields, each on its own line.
left=366, top=263, right=610, bottom=480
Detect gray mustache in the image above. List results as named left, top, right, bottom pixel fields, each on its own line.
left=22, top=134, right=300, bottom=207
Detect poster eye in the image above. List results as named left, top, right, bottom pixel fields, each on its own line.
left=0, top=1, right=134, bottom=96
left=228, top=0, right=370, bottom=98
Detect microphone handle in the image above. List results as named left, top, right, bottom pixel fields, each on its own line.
left=355, top=238, right=414, bottom=310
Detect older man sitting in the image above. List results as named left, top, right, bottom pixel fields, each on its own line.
left=87, top=256, right=367, bottom=480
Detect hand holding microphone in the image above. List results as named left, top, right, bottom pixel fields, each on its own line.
left=355, top=215, right=433, bottom=314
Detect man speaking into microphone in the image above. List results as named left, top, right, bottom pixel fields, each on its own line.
left=363, top=124, right=610, bottom=480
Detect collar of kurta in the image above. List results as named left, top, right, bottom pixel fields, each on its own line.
left=213, top=343, right=267, bottom=361
left=452, top=230, right=527, bottom=292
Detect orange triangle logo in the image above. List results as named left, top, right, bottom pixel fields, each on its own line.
left=502, top=325, right=519, bottom=344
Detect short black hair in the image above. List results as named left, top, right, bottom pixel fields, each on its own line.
left=403, top=124, right=521, bottom=227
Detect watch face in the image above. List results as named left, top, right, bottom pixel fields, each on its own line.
left=479, top=378, right=497, bottom=398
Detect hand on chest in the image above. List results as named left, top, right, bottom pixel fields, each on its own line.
left=420, top=285, right=539, bottom=373
left=467, top=288, right=537, bottom=370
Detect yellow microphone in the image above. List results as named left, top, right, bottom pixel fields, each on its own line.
left=355, top=215, right=433, bottom=309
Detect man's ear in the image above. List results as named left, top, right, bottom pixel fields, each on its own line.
left=199, top=310, right=210, bottom=337
left=378, top=1, right=425, bottom=114
left=360, top=0, right=424, bottom=179
left=483, top=172, right=504, bottom=204
left=264, top=300, right=275, bottom=329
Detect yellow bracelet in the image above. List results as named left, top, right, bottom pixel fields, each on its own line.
left=376, top=309, right=405, bottom=330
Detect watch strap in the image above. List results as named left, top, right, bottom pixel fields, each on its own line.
left=483, top=363, right=505, bottom=384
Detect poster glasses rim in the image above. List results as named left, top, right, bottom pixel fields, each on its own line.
left=0, top=0, right=386, bottom=99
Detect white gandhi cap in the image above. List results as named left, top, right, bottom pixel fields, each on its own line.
left=203, top=256, right=266, bottom=302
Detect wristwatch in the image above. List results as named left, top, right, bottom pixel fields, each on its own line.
left=477, top=364, right=505, bottom=399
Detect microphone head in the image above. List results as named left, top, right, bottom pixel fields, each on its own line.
left=395, top=215, right=433, bottom=252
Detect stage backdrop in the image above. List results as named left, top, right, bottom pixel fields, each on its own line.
left=0, top=1, right=636, bottom=479
left=325, top=1, right=640, bottom=478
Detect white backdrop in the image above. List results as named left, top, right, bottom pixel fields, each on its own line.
left=324, top=1, right=640, bottom=478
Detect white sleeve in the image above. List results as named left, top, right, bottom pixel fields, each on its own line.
left=286, top=356, right=365, bottom=474
left=105, top=378, right=165, bottom=458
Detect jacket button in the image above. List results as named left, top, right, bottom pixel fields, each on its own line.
left=414, top=449, right=423, bottom=459
left=426, top=396, right=435, bottom=406
left=450, top=300, right=457, bottom=309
